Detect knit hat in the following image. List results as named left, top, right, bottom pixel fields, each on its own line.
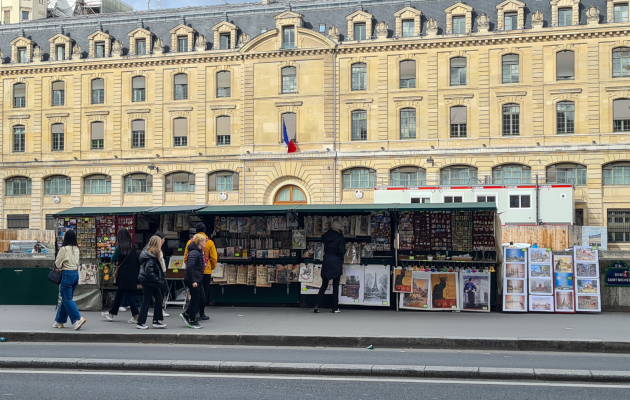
left=195, top=222, right=206, bottom=234
left=332, top=219, right=342, bottom=232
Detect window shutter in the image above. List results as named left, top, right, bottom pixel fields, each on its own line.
left=614, top=99, right=630, bottom=119
left=451, top=57, right=466, bottom=68
left=217, top=71, right=230, bottom=87
left=173, top=172, right=189, bottom=182
left=132, top=76, right=146, bottom=89
left=208, top=173, right=217, bottom=191
left=52, top=81, right=64, bottom=91
left=217, top=116, right=230, bottom=136
left=503, top=54, right=518, bottom=63
left=132, top=120, right=145, bottom=131
left=282, top=113, right=297, bottom=140
left=174, top=74, right=187, bottom=85
left=232, top=172, right=239, bottom=191
left=282, top=67, right=296, bottom=77
left=51, top=124, right=64, bottom=134
left=92, top=79, right=104, bottom=90
left=399, top=60, right=416, bottom=79
left=450, top=107, right=467, bottom=124
left=91, top=122, right=104, bottom=140
left=14, top=83, right=25, bottom=97
left=145, top=174, right=153, bottom=186
left=556, top=51, right=574, bottom=78
left=173, top=118, right=187, bottom=138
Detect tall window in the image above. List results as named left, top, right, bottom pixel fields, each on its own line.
left=504, top=12, right=518, bottom=30
left=281, top=67, right=297, bottom=94
left=21, top=11, right=29, bottom=21
left=351, top=63, right=367, bottom=91
left=5, top=177, right=31, bottom=196
left=208, top=171, right=239, bottom=192
left=136, top=39, right=146, bottom=55
left=56, top=45, right=65, bottom=61
left=281, top=112, right=297, bottom=142
left=95, top=42, right=105, bottom=58
left=440, top=166, right=478, bottom=185
left=18, top=47, right=27, bottom=64
left=556, top=50, right=575, bottom=80
left=492, top=164, right=531, bottom=184
left=13, top=125, right=25, bottom=153
left=608, top=209, right=630, bottom=242
left=282, top=26, right=295, bottom=48
left=132, top=76, right=146, bottom=102
left=220, top=33, right=231, bottom=49
left=452, top=16, right=466, bottom=34
left=399, top=60, right=416, bottom=88
left=91, top=121, right=104, bottom=150
left=3, top=10, right=9, bottom=24
left=132, top=120, right=146, bottom=148
left=216, top=71, right=231, bottom=98
left=615, top=3, right=629, bottom=22
left=351, top=110, right=367, bottom=141
left=124, top=173, right=152, bottom=193
left=557, top=102, right=575, bottom=134
left=51, top=123, right=64, bottom=151
left=178, top=36, right=188, bottom=52
left=558, top=8, right=572, bottom=26
left=91, top=78, right=104, bottom=104
left=502, top=54, right=519, bottom=83
left=450, top=57, right=467, bottom=86
left=400, top=108, right=416, bottom=139
left=342, top=168, right=376, bottom=189
left=173, top=118, right=188, bottom=147
left=614, top=99, right=630, bottom=132
left=165, top=172, right=195, bottom=192
left=44, top=175, right=71, bottom=195
left=52, top=81, right=65, bottom=106
left=174, top=74, right=188, bottom=100
left=613, top=48, right=630, bottom=78
left=546, top=163, right=587, bottom=185
left=217, top=115, right=231, bottom=146
left=402, top=20, right=414, bottom=37
left=13, top=83, right=25, bottom=108
left=390, top=167, right=426, bottom=186
left=354, top=22, right=366, bottom=40
left=450, top=106, right=467, bottom=138
left=274, top=185, right=307, bottom=204
left=603, top=162, right=630, bottom=185
left=502, top=104, right=520, bottom=136
left=84, top=175, right=111, bottom=194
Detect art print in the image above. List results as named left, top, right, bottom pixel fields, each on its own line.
left=574, top=246, right=598, bottom=262
left=529, top=248, right=552, bottom=263
left=236, top=265, right=248, bottom=285
left=431, top=273, right=459, bottom=310
left=555, top=291, right=574, bottom=312
left=363, top=265, right=390, bottom=306
left=314, top=216, right=323, bottom=236
left=529, top=264, right=551, bottom=279
left=247, top=265, right=257, bottom=286
left=505, top=248, right=526, bottom=263
left=554, top=272, right=574, bottom=290
left=400, top=272, right=430, bottom=310
left=276, top=265, right=287, bottom=284
left=304, top=216, right=315, bottom=237
left=292, top=229, right=306, bottom=249
left=168, top=256, right=185, bottom=270
left=307, top=265, right=324, bottom=289
left=322, top=216, right=331, bottom=233
left=529, top=278, right=553, bottom=295
left=576, top=263, right=598, bottom=278
left=529, top=295, right=554, bottom=312
left=554, top=255, right=573, bottom=273
left=256, top=265, right=271, bottom=287
left=503, top=295, right=526, bottom=311
left=460, top=273, right=490, bottom=312
left=78, top=263, right=98, bottom=285
left=576, top=295, right=601, bottom=312
left=505, top=278, right=525, bottom=294
left=505, top=263, right=526, bottom=278
left=227, top=265, right=238, bottom=284
left=393, top=267, right=412, bottom=293
left=286, top=213, right=298, bottom=228
left=228, top=217, right=237, bottom=233
left=339, top=265, right=364, bottom=305
left=302, top=242, right=315, bottom=258
left=299, top=263, right=313, bottom=283
left=576, top=278, right=599, bottom=294
left=267, top=265, right=277, bottom=284
left=287, top=264, right=300, bottom=282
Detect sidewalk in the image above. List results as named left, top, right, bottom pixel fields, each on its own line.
left=1, top=305, right=629, bottom=352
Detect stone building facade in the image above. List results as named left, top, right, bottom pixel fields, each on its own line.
left=1, top=0, right=630, bottom=247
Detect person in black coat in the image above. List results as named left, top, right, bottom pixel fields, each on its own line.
left=101, top=228, right=140, bottom=323
left=314, top=219, right=346, bottom=313
left=180, top=233, right=206, bottom=329
left=136, top=235, right=167, bottom=329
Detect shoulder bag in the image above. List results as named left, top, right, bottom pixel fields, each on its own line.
left=48, top=268, right=62, bottom=285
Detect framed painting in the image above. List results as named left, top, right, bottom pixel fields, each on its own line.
left=574, top=246, right=598, bottom=263
left=505, top=247, right=527, bottom=263
left=529, top=248, right=552, bottom=264
left=400, top=271, right=431, bottom=311
left=503, top=294, right=527, bottom=312
left=576, top=295, right=601, bottom=312
left=460, top=272, right=490, bottom=312
left=430, top=272, right=459, bottom=310
left=529, top=264, right=552, bottom=279
left=555, top=290, right=575, bottom=313
left=529, top=295, right=554, bottom=312
left=553, top=255, right=573, bottom=273
left=529, top=278, right=553, bottom=295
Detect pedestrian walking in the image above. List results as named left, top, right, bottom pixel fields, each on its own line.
left=183, top=223, right=217, bottom=321
left=314, top=219, right=346, bottom=314
left=180, top=233, right=206, bottom=329
left=148, top=231, right=170, bottom=318
left=137, top=235, right=167, bottom=330
left=101, top=228, right=140, bottom=324
left=53, top=229, right=87, bottom=330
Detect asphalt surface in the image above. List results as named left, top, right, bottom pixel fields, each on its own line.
left=0, top=371, right=629, bottom=400
left=3, top=342, right=630, bottom=371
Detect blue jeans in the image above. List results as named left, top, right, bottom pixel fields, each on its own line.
left=55, top=270, right=81, bottom=324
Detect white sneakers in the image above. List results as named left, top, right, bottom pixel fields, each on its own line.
left=127, top=317, right=138, bottom=324
left=162, top=311, right=170, bottom=317
left=73, top=317, right=87, bottom=330
left=52, top=322, right=64, bottom=329
left=136, top=324, right=148, bottom=330
left=152, top=322, right=167, bottom=329
left=101, top=312, right=114, bottom=321
left=119, top=307, right=127, bottom=312
left=148, top=311, right=154, bottom=317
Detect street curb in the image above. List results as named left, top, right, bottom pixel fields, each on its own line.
left=1, top=357, right=630, bottom=383
left=2, top=331, right=630, bottom=354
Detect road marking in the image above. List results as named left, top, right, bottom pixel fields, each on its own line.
left=0, top=369, right=627, bottom=389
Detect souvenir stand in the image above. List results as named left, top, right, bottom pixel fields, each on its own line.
left=574, top=246, right=601, bottom=312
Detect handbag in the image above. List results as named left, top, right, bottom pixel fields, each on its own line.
left=114, top=253, right=130, bottom=278
left=48, top=268, right=62, bottom=285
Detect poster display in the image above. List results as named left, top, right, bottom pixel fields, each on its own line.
left=78, top=263, right=99, bottom=285
left=503, top=247, right=527, bottom=312
left=529, top=295, right=554, bottom=312
left=460, top=271, right=490, bottom=312
left=431, top=272, right=459, bottom=310
left=363, top=265, right=391, bottom=306
left=573, top=246, right=601, bottom=313
left=393, top=267, right=412, bottom=293
left=581, top=226, right=607, bottom=251
left=399, top=271, right=431, bottom=310
left=553, top=254, right=575, bottom=313
left=339, top=265, right=365, bottom=305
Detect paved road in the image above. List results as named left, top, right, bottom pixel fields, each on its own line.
left=0, top=370, right=629, bottom=400
left=3, top=342, right=630, bottom=371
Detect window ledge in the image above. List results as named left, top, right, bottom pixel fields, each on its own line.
left=275, top=101, right=303, bottom=107
left=45, top=112, right=69, bottom=118
left=7, top=114, right=30, bottom=119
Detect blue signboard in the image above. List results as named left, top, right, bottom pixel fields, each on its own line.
left=605, top=261, right=630, bottom=287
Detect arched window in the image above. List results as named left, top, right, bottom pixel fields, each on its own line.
left=613, top=98, right=630, bottom=132
left=281, top=66, right=297, bottom=94
left=51, top=123, right=64, bottom=151
left=217, top=115, right=231, bottom=146
left=400, top=108, right=416, bottom=139
left=165, top=172, right=195, bottom=193
left=91, top=78, right=104, bottom=104
left=450, top=57, right=466, bottom=86
left=502, top=104, right=520, bottom=136
left=44, top=175, right=71, bottom=195
left=399, top=60, right=416, bottom=88
left=6, top=176, right=31, bottom=196
left=132, top=76, right=146, bottom=102
left=557, top=101, right=575, bottom=134
left=13, top=125, right=25, bottom=153
left=492, top=164, right=531, bottom=185
left=173, top=118, right=188, bottom=147
left=450, top=106, right=467, bottom=138
left=208, top=171, right=239, bottom=192
left=52, top=81, right=65, bottom=106
left=351, top=110, right=367, bottom=141
left=91, top=121, right=104, bottom=150
left=502, top=54, right=519, bottom=83
left=217, top=71, right=231, bottom=98
left=390, top=167, right=426, bottom=186
left=174, top=74, right=188, bottom=100
left=13, top=83, right=25, bottom=108
left=84, top=174, right=111, bottom=194
left=556, top=50, right=575, bottom=80
left=124, top=173, right=152, bottom=193
left=613, top=48, right=630, bottom=78
left=603, top=162, right=630, bottom=185
left=440, top=166, right=478, bottom=185
left=351, top=63, right=367, bottom=91
left=132, top=119, right=146, bottom=148
left=274, top=185, right=307, bottom=205
left=546, top=163, right=587, bottom=186
left=342, top=168, right=376, bottom=189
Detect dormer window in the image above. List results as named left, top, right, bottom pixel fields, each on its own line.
left=452, top=16, right=466, bottom=33
left=504, top=12, right=518, bottom=30
left=558, top=7, right=572, bottom=26
left=283, top=26, right=295, bottom=49
left=220, top=33, right=230, bottom=49
left=178, top=36, right=188, bottom=52
left=136, top=39, right=146, bottom=55
left=95, top=42, right=105, bottom=58
left=18, top=47, right=26, bottom=63
left=56, top=45, right=65, bottom=61
left=354, top=23, right=367, bottom=40
left=402, top=20, right=414, bottom=37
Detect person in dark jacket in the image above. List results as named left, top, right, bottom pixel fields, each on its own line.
left=180, top=233, right=206, bottom=329
left=101, top=228, right=140, bottom=324
left=136, top=235, right=167, bottom=329
left=314, top=219, right=346, bottom=313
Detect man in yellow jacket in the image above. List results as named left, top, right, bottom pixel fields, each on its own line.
left=183, top=222, right=217, bottom=321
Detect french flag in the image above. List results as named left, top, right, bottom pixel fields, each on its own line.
left=282, top=121, right=297, bottom=154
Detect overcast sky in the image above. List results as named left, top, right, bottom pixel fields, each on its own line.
left=127, top=0, right=255, bottom=12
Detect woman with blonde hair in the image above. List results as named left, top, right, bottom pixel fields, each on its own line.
left=136, top=235, right=167, bottom=329
left=180, top=233, right=206, bottom=329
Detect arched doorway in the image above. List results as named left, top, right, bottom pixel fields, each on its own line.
left=274, top=185, right=307, bottom=205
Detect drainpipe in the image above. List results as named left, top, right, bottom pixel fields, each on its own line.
left=333, top=49, right=338, bottom=204
left=536, top=174, right=541, bottom=225
left=242, top=158, right=245, bottom=206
